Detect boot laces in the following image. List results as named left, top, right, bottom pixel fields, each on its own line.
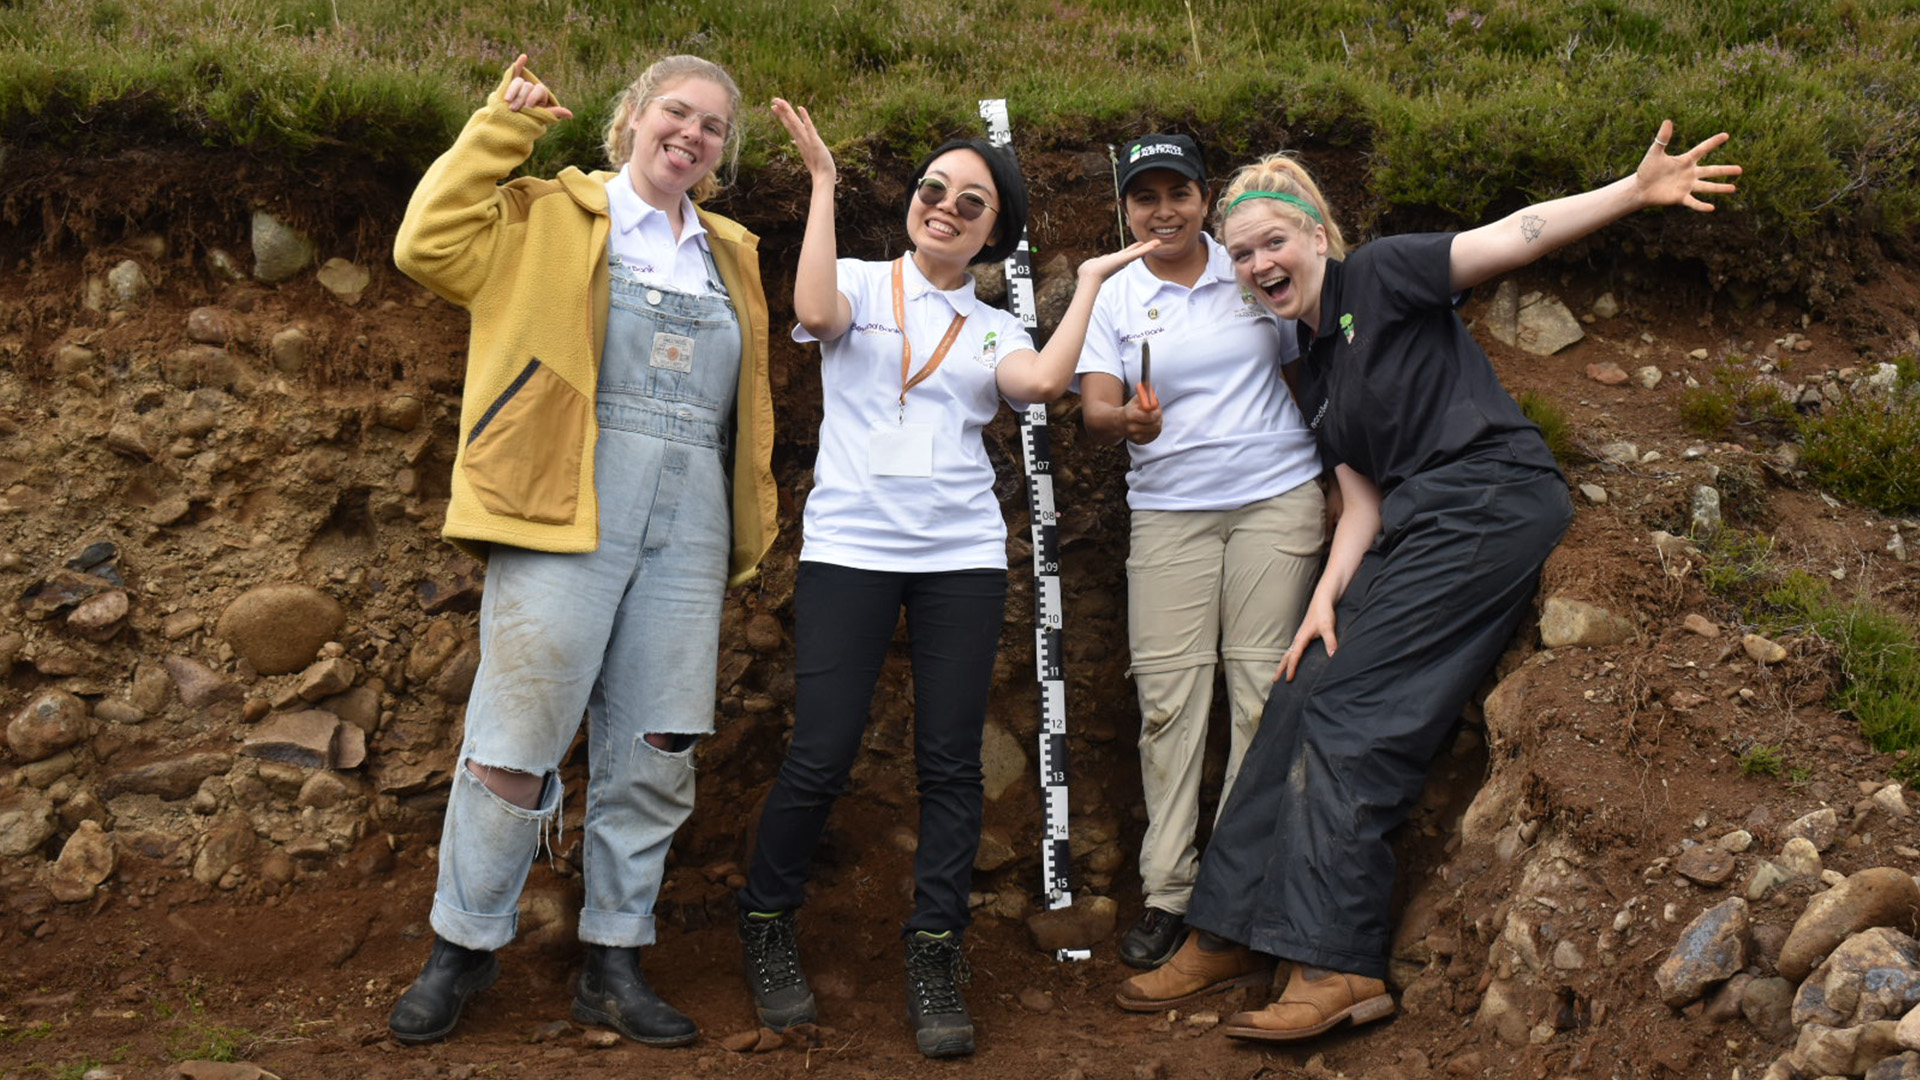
left=742, top=914, right=805, bottom=992
left=907, top=935, right=971, bottom=1014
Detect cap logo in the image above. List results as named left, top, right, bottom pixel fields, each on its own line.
left=1129, top=142, right=1187, bottom=163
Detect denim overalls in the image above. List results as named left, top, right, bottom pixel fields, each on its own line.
left=432, top=249, right=740, bottom=951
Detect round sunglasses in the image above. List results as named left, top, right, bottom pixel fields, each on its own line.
left=915, top=176, right=997, bottom=221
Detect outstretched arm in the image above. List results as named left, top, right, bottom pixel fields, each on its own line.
left=772, top=98, right=853, bottom=341
left=1448, top=121, right=1740, bottom=292
left=995, top=240, right=1159, bottom=403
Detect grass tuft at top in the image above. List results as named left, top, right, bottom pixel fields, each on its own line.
left=3, top=0, right=1919, bottom=272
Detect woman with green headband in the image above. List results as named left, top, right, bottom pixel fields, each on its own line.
left=1117, top=124, right=1739, bottom=1041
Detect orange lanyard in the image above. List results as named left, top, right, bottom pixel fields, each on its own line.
left=891, top=257, right=968, bottom=423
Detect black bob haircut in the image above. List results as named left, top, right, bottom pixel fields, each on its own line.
left=905, top=138, right=1030, bottom=268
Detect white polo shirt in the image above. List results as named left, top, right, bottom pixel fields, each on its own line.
left=798, top=256, right=1036, bottom=572
left=603, top=166, right=718, bottom=295
left=1077, top=234, right=1321, bottom=511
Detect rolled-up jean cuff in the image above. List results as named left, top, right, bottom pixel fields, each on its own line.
left=578, top=910, right=657, bottom=948
left=432, top=898, right=520, bottom=952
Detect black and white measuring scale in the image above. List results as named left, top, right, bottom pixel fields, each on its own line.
left=978, top=98, right=1089, bottom=963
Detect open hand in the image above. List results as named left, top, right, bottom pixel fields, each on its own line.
left=503, top=54, right=573, bottom=119
left=1634, top=121, right=1739, bottom=212
left=1075, top=238, right=1160, bottom=287
left=772, top=98, right=835, bottom=183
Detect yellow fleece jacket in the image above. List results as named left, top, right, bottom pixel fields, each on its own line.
left=394, top=67, right=776, bottom=586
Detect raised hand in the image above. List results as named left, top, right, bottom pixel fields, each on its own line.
left=1633, top=120, right=1739, bottom=212
left=771, top=98, right=835, bottom=184
left=503, top=53, right=573, bottom=120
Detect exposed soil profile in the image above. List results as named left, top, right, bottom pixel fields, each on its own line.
left=2, top=141, right=1919, bottom=1080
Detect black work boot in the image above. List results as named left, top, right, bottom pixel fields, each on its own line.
left=389, top=936, right=500, bottom=1045
left=904, top=930, right=974, bottom=1058
left=738, top=909, right=817, bottom=1029
left=571, top=943, right=698, bottom=1047
left=1119, top=906, right=1188, bottom=970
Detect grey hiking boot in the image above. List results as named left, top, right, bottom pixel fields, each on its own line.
left=905, top=930, right=973, bottom=1058
left=738, top=909, right=817, bottom=1029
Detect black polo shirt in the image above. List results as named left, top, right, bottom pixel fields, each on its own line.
left=1291, top=233, right=1561, bottom=494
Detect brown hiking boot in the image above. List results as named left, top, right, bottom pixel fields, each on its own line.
left=1114, top=933, right=1268, bottom=1012
left=1221, top=965, right=1395, bottom=1042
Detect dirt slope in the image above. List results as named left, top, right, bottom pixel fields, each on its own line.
left=2, top=142, right=1919, bottom=1080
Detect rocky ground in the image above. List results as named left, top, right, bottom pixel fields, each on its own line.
left=2, top=142, right=1920, bottom=1080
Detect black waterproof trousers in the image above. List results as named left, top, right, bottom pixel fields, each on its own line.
left=1187, top=457, right=1572, bottom=978
left=741, top=561, right=1007, bottom=935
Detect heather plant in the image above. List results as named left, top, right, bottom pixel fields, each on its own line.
left=2, top=0, right=1917, bottom=262
left=1699, top=540, right=1920, bottom=763
left=1678, top=359, right=1796, bottom=438
left=1516, top=390, right=1575, bottom=467
left=1796, top=370, right=1920, bottom=515
left=1737, top=743, right=1784, bottom=777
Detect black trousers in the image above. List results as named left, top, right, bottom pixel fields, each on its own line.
left=741, top=561, right=1007, bottom=934
left=1188, top=457, right=1572, bottom=978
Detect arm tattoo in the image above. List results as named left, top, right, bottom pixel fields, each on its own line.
left=1520, top=214, right=1546, bottom=243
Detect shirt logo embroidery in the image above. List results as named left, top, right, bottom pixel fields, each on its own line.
left=978, top=330, right=1001, bottom=368
left=851, top=321, right=904, bottom=336
left=1119, top=326, right=1164, bottom=344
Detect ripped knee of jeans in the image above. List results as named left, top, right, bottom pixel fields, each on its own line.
left=464, top=758, right=550, bottom=811
left=641, top=732, right=699, bottom=754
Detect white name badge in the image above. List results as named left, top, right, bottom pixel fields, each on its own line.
left=650, top=332, right=695, bottom=372
left=869, top=421, right=935, bottom=477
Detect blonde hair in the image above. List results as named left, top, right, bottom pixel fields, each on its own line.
left=603, top=55, right=742, bottom=204
left=1214, top=153, right=1348, bottom=259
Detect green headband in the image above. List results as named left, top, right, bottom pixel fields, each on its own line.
left=1226, top=190, right=1324, bottom=224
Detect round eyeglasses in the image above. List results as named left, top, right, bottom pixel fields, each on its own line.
left=915, top=176, right=997, bottom=221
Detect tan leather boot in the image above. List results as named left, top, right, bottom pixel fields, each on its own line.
left=1114, top=934, right=1269, bottom=1012
left=1222, top=964, right=1395, bottom=1041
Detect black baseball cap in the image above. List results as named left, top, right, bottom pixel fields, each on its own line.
left=1116, top=133, right=1206, bottom=194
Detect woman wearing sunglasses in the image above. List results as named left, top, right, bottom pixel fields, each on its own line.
left=734, top=99, right=1153, bottom=1058
left=1076, top=134, right=1325, bottom=972
left=385, top=53, right=776, bottom=1047
left=1117, top=124, right=1737, bottom=1042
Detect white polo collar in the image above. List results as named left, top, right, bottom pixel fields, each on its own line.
left=900, top=252, right=980, bottom=318
left=607, top=165, right=706, bottom=244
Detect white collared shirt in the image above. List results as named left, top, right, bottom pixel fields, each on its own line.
left=604, top=166, right=719, bottom=295
left=1077, top=234, right=1320, bottom=510
left=796, top=255, right=1037, bottom=572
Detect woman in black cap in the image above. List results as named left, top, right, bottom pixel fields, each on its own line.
left=1077, top=133, right=1325, bottom=970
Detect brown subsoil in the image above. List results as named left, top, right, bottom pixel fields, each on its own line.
left=2, top=140, right=1919, bottom=1080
